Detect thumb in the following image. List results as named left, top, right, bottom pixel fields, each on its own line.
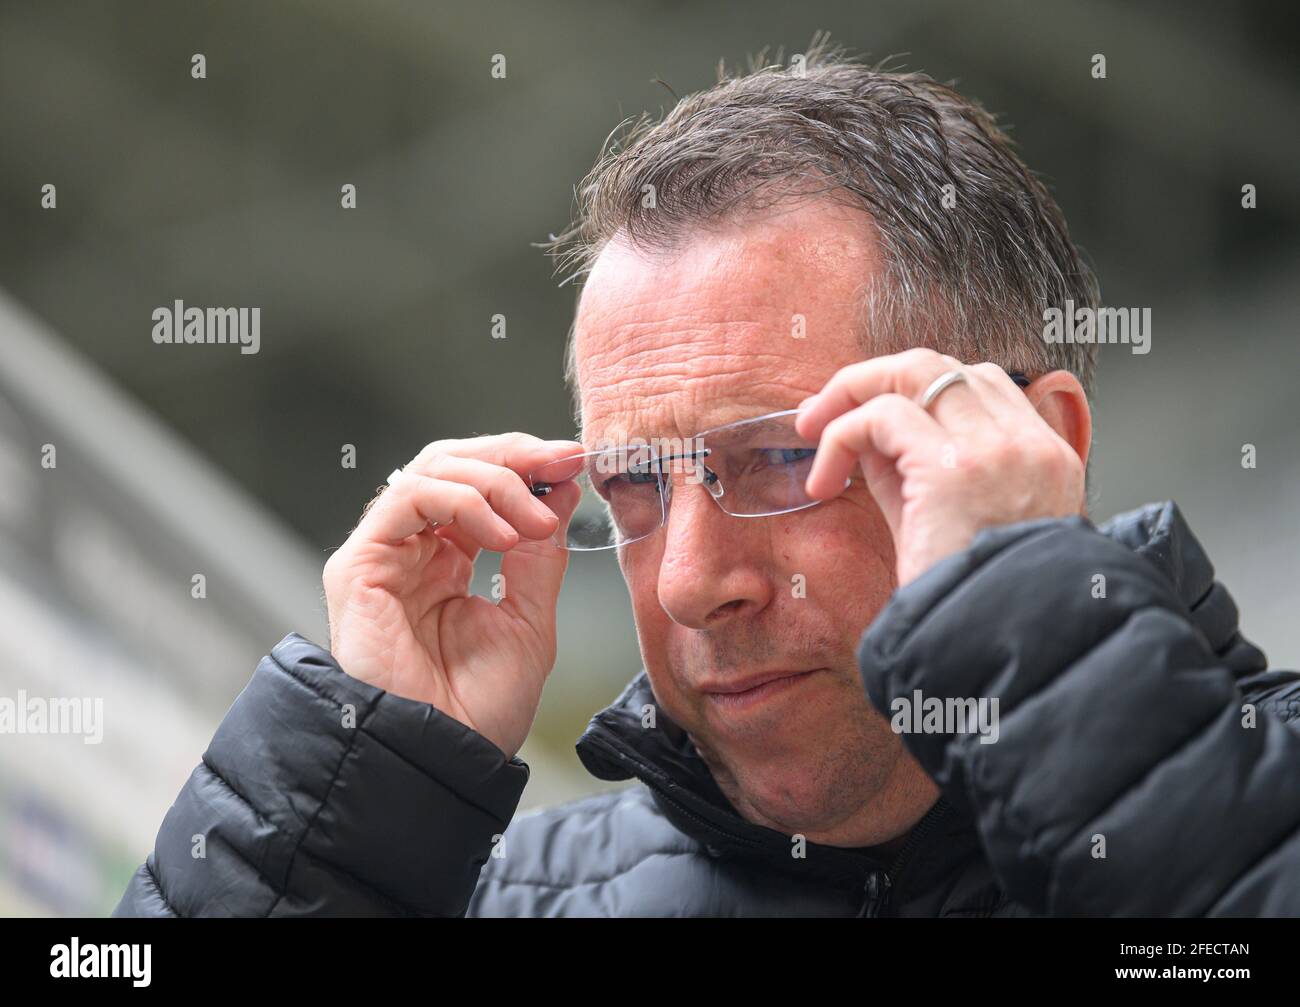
left=496, top=479, right=580, bottom=633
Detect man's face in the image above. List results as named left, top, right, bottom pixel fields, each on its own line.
left=573, top=199, right=936, bottom=844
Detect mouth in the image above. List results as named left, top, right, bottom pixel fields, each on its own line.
left=701, top=668, right=823, bottom=713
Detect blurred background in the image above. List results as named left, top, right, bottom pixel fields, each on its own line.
left=0, top=0, right=1295, bottom=915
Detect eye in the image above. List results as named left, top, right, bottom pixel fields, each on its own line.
left=756, top=447, right=815, bottom=468
left=596, top=465, right=659, bottom=498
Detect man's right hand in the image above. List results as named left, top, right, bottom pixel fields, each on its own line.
left=322, top=433, right=584, bottom=759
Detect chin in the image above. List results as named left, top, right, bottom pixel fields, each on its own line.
left=732, top=769, right=856, bottom=836
left=720, top=731, right=885, bottom=834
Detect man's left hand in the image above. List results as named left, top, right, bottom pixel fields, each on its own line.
left=796, top=348, right=1086, bottom=587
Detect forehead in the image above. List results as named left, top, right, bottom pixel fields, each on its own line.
left=573, top=199, right=882, bottom=444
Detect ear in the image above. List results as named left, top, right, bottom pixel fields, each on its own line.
left=1025, top=370, right=1092, bottom=471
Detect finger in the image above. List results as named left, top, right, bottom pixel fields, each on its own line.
left=401, top=433, right=583, bottom=540
left=439, top=481, right=577, bottom=572
left=805, top=393, right=946, bottom=500
left=382, top=435, right=583, bottom=547
left=359, top=473, right=520, bottom=548
left=796, top=349, right=956, bottom=434
left=413, top=454, right=559, bottom=541
left=497, top=478, right=582, bottom=629
left=964, top=363, right=1039, bottom=426
left=919, top=367, right=994, bottom=430
left=411, top=433, right=584, bottom=480
left=528, top=450, right=588, bottom=490
left=414, top=522, right=475, bottom=594
left=528, top=475, right=583, bottom=540
left=797, top=350, right=986, bottom=438
left=430, top=519, right=485, bottom=565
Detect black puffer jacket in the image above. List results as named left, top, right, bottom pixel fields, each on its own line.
left=114, top=502, right=1300, bottom=917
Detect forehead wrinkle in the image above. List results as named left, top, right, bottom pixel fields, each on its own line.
left=578, top=309, right=771, bottom=368
left=579, top=314, right=814, bottom=434
left=573, top=202, right=882, bottom=442
left=582, top=363, right=815, bottom=447
left=580, top=313, right=822, bottom=390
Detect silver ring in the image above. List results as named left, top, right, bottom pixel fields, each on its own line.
left=919, top=369, right=968, bottom=410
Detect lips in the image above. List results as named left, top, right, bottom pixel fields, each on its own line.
left=701, top=668, right=822, bottom=712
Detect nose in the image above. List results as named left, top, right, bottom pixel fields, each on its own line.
left=655, top=470, right=774, bottom=629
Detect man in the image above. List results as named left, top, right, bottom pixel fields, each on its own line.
left=116, top=43, right=1300, bottom=918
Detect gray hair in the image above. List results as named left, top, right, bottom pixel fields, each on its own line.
left=543, top=35, right=1101, bottom=429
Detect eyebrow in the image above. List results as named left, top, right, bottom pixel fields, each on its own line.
left=586, top=409, right=802, bottom=449
left=582, top=442, right=656, bottom=474
left=698, top=414, right=799, bottom=438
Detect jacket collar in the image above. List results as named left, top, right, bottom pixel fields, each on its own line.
left=574, top=500, right=1259, bottom=891
left=574, top=668, right=959, bottom=889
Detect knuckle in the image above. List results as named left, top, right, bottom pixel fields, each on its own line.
left=470, top=489, right=500, bottom=520
left=995, top=439, right=1025, bottom=470
left=395, top=471, right=427, bottom=498
left=491, top=431, right=538, bottom=455
left=822, top=411, right=856, bottom=445
left=958, top=438, right=1009, bottom=477
left=1044, top=440, right=1079, bottom=480
left=411, top=440, right=452, bottom=469
left=857, top=398, right=886, bottom=426
left=1022, top=431, right=1056, bottom=462
left=492, top=462, right=526, bottom=491
left=322, top=545, right=356, bottom=591
left=862, top=393, right=903, bottom=426
left=955, top=445, right=988, bottom=476
left=407, top=474, right=445, bottom=506
left=419, top=453, right=449, bottom=478
left=878, top=391, right=912, bottom=414
left=822, top=363, right=856, bottom=391
left=448, top=480, right=480, bottom=507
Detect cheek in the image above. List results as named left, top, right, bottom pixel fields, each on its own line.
left=781, top=500, right=896, bottom=610
left=617, top=498, right=894, bottom=612
left=619, top=541, right=671, bottom=641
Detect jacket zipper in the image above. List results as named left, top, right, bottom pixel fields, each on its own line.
left=859, top=870, right=892, bottom=918
left=857, top=800, right=952, bottom=918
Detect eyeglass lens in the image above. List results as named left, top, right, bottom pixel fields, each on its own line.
left=528, top=411, right=826, bottom=551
